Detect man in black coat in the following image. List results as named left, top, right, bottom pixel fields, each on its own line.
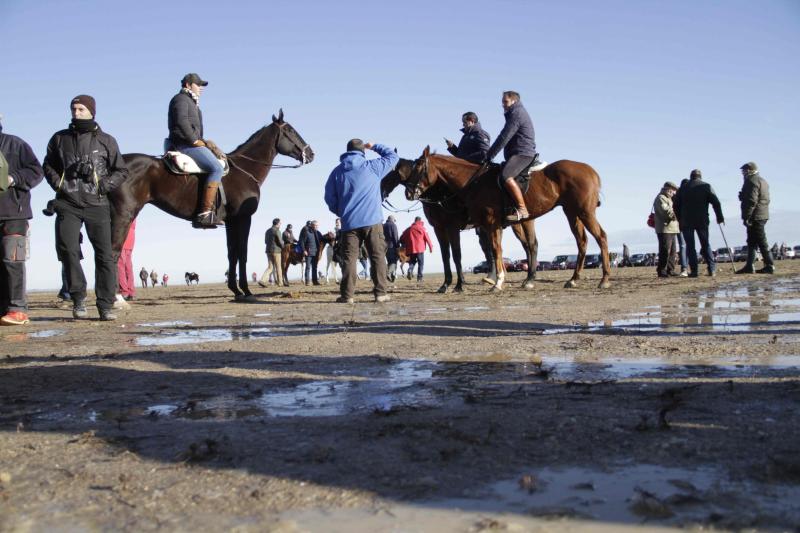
left=673, top=169, right=724, bottom=277
left=383, top=215, right=400, bottom=282
left=736, top=161, right=774, bottom=274
left=445, top=112, right=490, bottom=164
left=167, top=73, right=225, bottom=228
left=0, top=118, right=44, bottom=325
left=43, top=95, right=129, bottom=320
left=298, top=220, right=323, bottom=285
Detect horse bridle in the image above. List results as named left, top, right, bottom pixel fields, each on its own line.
left=228, top=122, right=309, bottom=182
left=405, top=155, right=489, bottom=208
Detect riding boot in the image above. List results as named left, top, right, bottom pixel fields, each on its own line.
left=504, top=179, right=529, bottom=223
left=193, top=182, right=220, bottom=229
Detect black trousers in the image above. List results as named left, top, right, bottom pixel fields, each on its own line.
left=745, top=219, right=773, bottom=267
left=0, top=219, right=28, bottom=313
left=656, top=232, right=677, bottom=276
left=55, top=201, right=117, bottom=310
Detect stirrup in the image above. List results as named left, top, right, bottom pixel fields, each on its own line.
left=193, top=211, right=219, bottom=229
left=505, top=208, right=529, bottom=222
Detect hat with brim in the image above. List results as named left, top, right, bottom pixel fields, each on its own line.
left=181, top=73, right=208, bottom=86
left=663, top=181, right=678, bottom=191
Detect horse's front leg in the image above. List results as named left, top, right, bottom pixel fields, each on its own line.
left=432, top=224, right=452, bottom=293
left=449, top=225, right=465, bottom=293
left=237, top=216, right=254, bottom=298
left=225, top=223, right=243, bottom=297
left=512, top=220, right=537, bottom=289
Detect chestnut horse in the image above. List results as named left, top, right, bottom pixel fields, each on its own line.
left=108, top=111, right=314, bottom=300
left=381, top=158, right=538, bottom=292
left=405, top=149, right=610, bottom=290
left=280, top=232, right=336, bottom=285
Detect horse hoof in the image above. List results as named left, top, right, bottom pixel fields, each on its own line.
left=490, top=285, right=503, bottom=292
left=454, top=285, right=464, bottom=293
left=522, top=281, right=534, bottom=290
left=598, top=280, right=612, bottom=289
left=437, top=285, right=449, bottom=294
left=564, top=279, right=578, bottom=289
left=481, top=277, right=497, bottom=286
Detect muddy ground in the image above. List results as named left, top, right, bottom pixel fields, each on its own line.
left=1, top=262, right=799, bottom=532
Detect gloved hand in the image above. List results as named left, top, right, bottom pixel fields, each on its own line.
left=743, top=218, right=752, bottom=227
left=444, top=138, right=455, bottom=149
left=717, top=218, right=725, bottom=225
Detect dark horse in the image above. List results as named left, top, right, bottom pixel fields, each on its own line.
left=108, top=111, right=313, bottom=300
left=185, top=272, right=199, bottom=285
left=405, top=149, right=610, bottom=290
left=381, top=158, right=538, bottom=293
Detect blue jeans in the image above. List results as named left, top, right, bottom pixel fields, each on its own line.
left=177, top=145, right=224, bottom=183
left=411, top=252, right=425, bottom=280
left=677, top=232, right=687, bottom=270
left=682, top=226, right=715, bottom=274
left=304, top=254, right=318, bottom=283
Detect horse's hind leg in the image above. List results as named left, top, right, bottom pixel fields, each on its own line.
left=511, top=220, right=537, bottom=289
left=581, top=212, right=612, bottom=289
left=225, top=222, right=242, bottom=297
left=489, top=227, right=505, bottom=291
left=449, top=225, right=465, bottom=293
left=237, top=216, right=253, bottom=298
left=564, top=210, right=588, bottom=288
left=432, top=224, right=452, bottom=293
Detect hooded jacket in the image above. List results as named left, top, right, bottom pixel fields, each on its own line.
left=0, top=123, right=44, bottom=220
left=400, top=220, right=434, bottom=255
left=43, top=123, right=129, bottom=208
left=739, top=172, right=770, bottom=222
left=447, top=122, right=490, bottom=163
left=325, top=144, right=398, bottom=231
left=486, top=101, right=536, bottom=161
left=653, top=190, right=679, bottom=234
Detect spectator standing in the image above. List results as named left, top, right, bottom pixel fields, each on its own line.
left=139, top=266, right=148, bottom=289
left=43, top=95, right=129, bottom=320
left=150, top=269, right=158, bottom=287
left=736, top=162, right=774, bottom=274
left=621, top=243, right=631, bottom=267
left=324, top=139, right=398, bottom=303
left=652, top=181, right=680, bottom=278
left=0, top=117, right=44, bottom=325
left=117, top=219, right=136, bottom=301
left=383, top=215, right=400, bottom=282
left=673, top=169, right=723, bottom=277
left=400, top=216, right=434, bottom=282
left=259, top=217, right=284, bottom=287
left=298, top=220, right=323, bottom=285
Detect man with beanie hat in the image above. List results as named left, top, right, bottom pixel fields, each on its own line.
left=167, top=73, right=225, bottom=228
left=652, top=181, right=680, bottom=278
left=673, top=169, right=724, bottom=277
left=736, top=162, right=774, bottom=274
left=0, top=116, right=44, bottom=325
left=43, top=95, right=129, bottom=321
left=325, top=139, right=398, bottom=303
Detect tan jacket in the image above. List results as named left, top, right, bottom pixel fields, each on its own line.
left=653, top=191, right=679, bottom=234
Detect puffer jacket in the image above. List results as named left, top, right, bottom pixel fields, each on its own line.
left=487, top=101, right=536, bottom=161
left=739, top=172, right=770, bottom=222
left=653, top=191, right=679, bottom=234
left=167, top=90, right=203, bottom=147
left=43, top=123, right=129, bottom=208
left=0, top=124, right=43, bottom=220
left=447, top=122, right=490, bottom=163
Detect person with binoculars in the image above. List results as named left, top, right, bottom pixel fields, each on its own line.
left=43, top=95, right=129, bottom=321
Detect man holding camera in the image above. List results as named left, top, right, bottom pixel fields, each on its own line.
left=43, top=95, right=129, bottom=320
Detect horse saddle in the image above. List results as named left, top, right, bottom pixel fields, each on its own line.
left=162, top=140, right=230, bottom=176
left=497, top=154, right=548, bottom=195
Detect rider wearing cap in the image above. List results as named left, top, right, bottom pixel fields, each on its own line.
left=484, top=91, right=536, bottom=223
left=167, top=73, right=224, bottom=228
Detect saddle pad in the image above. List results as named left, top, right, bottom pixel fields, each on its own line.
left=164, top=151, right=229, bottom=176
left=531, top=160, right=548, bottom=172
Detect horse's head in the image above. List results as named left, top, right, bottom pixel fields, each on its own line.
left=272, top=109, right=315, bottom=165
left=380, top=156, right=414, bottom=201
left=406, top=146, right=437, bottom=201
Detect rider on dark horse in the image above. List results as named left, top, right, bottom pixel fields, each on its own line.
left=484, top=91, right=537, bottom=223
left=167, top=73, right=225, bottom=228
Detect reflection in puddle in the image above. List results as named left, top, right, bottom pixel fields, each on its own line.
left=138, top=320, right=193, bottom=327
left=29, top=329, right=65, bottom=338
left=135, top=327, right=273, bottom=346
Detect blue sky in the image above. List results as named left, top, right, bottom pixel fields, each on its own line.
left=2, top=0, right=799, bottom=289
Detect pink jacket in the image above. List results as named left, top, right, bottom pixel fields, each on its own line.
left=122, top=219, right=136, bottom=251
left=400, top=220, right=433, bottom=254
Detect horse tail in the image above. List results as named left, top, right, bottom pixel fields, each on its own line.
left=594, top=169, right=602, bottom=207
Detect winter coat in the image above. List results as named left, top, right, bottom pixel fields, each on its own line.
left=0, top=124, right=43, bottom=220
left=739, top=172, right=770, bottom=222
left=298, top=225, right=322, bottom=255
left=447, top=122, right=490, bottom=163
left=283, top=229, right=297, bottom=244
left=43, top=123, right=129, bottom=208
left=324, top=144, right=399, bottom=231
left=674, top=177, right=723, bottom=229
left=383, top=219, right=400, bottom=249
left=265, top=224, right=284, bottom=253
left=400, top=220, right=434, bottom=254
left=167, top=91, right=203, bottom=147
left=487, top=101, right=536, bottom=161
left=653, top=191, right=679, bottom=234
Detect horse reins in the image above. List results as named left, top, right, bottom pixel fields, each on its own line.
left=227, top=122, right=309, bottom=183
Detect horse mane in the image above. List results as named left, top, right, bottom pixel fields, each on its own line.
left=429, top=153, right=480, bottom=170
left=229, top=124, right=273, bottom=154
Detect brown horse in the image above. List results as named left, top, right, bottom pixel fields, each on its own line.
left=108, top=111, right=313, bottom=300
left=405, top=149, right=610, bottom=290
left=381, top=158, right=539, bottom=292
left=280, top=232, right=335, bottom=285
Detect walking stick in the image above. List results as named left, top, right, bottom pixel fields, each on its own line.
left=717, top=223, right=736, bottom=274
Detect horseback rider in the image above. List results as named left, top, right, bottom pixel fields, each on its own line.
left=484, top=91, right=537, bottom=223
left=167, top=73, right=224, bottom=228
left=444, top=112, right=490, bottom=164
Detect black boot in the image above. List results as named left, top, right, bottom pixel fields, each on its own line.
left=735, top=265, right=755, bottom=274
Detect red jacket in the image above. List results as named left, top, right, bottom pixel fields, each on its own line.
left=122, top=219, right=136, bottom=251
left=400, top=220, right=433, bottom=254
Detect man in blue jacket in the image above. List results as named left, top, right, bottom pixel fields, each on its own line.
left=0, top=118, right=44, bottom=325
left=485, top=91, right=537, bottom=223
left=325, top=139, right=398, bottom=303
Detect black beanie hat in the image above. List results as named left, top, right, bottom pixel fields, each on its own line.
left=71, top=95, right=96, bottom=118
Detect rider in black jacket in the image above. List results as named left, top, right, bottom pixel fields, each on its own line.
left=43, top=95, right=129, bottom=321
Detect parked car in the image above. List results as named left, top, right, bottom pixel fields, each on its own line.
left=472, top=258, right=514, bottom=273
left=733, top=246, right=761, bottom=262
left=536, top=260, right=552, bottom=271
left=565, top=254, right=580, bottom=270
left=584, top=254, right=601, bottom=268
left=782, top=246, right=795, bottom=259
left=716, top=247, right=732, bottom=263
left=793, top=245, right=800, bottom=258
left=630, top=253, right=647, bottom=266
left=510, top=259, right=529, bottom=272
left=552, top=255, right=569, bottom=270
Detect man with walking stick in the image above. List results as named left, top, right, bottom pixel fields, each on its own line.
left=673, top=169, right=724, bottom=278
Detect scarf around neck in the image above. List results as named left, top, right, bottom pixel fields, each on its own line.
left=70, top=118, right=98, bottom=134
left=182, top=87, right=200, bottom=105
